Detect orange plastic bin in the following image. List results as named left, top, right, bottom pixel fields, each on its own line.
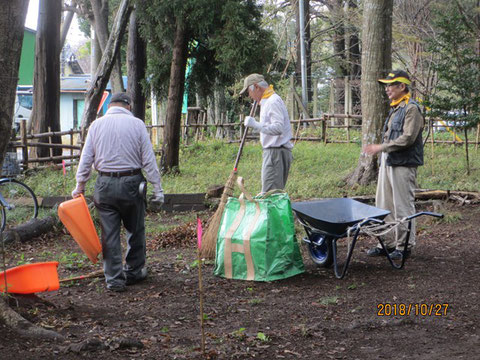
left=0, top=262, right=60, bottom=294
left=58, top=195, right=102, bottom=264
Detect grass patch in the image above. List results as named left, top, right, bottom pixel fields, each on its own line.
left=22, top=140, right=480, bottom=201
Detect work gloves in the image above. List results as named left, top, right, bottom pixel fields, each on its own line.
left=244, top=116, right=262, bottom=131
left=71, top=183, right=85, bottom=198
left=149, top=191, right=164, bottom=211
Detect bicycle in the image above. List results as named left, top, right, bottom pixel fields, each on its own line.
left=0, top=178, right=38, bottom=231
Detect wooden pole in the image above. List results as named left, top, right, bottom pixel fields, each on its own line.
left=70, top=128, right=74, bottom=159
left=197, top=248, right=205, bottom=356
left=475, top=123, right=479, bottom=151
left=48, top=126, right=53, bottom=160
left=289, top=75, right=295, bottom=121
left=430, top=118, right=435, bottom=175
left=20, top=119, right=28, bottom=169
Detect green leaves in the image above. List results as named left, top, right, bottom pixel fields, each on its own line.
left=137, top=0, right=275, bottom=99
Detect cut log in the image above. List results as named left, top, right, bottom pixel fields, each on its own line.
left=2, top=216, right=60, bottom=244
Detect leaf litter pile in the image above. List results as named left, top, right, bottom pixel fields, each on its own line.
left=148, top=221, right=204, bottom=250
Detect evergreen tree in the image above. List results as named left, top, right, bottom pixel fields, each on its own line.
left=425, top=2, right=480, bottom=174
left=138, top=0, right=275, bottom=172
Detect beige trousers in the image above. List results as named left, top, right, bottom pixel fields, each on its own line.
left=376, top=153, right=417, bottom=250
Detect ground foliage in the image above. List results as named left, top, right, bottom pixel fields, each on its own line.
left=1, top=201, right=479, bottom=358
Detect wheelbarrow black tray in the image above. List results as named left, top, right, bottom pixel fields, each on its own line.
left=292, top=198, right=390, bottom=237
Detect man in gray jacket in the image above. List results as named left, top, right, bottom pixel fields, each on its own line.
left=72, top=93, right=163, bottom=292
left=364, top=70, right=424, bottom=261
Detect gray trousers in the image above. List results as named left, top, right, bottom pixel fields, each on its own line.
left=94, top=173, right=146, bottom=286
left=376, top=153, right=417, bottom=250
left=261, top=147, right=293, bottom=193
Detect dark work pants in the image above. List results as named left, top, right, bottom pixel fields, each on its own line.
left=94, top=173, right=145, bottom=287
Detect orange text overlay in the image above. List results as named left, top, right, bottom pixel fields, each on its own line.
left=377, top=303, right=449, bottom=317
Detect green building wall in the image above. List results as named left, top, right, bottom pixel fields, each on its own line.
left=18, top=28, right=36, bottom=86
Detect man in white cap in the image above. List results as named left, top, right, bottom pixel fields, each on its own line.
left=364, top=70, right=424, bottom=261
left=72, top=92, right=164, bottom=292
left=240, top=73, right=293, bottom=193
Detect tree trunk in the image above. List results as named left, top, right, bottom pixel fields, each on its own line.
left=30, top=0, right=63, bottom=160
left=347, top=0, right=393, bottom=186
left=127, top=8, right=147, bottom=120
left=80, top=0, right=132, bottom=134
left=0, top=0, right=29, bottom=168
left=90, top=0, right=124, bottom=93
left=162, top=20, right=189, bottom=173
left=60, top=4, right=76, bottom=50
left=0, top=299, right=64, bottom=341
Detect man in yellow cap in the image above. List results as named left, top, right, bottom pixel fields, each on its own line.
left=363, top=70, right=424, bottom=260
left=240, top=73, right=293, bottom=193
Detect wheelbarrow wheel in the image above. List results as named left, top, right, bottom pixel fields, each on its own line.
left=307, top=234, right=333, bottom=268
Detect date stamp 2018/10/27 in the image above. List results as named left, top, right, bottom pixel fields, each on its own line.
left=377, top=303, right=449, bottom=316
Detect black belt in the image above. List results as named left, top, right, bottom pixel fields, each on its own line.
left=98, top=169, right=142, bottom=177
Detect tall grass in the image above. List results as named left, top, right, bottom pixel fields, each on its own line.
left=23, top=140, right=480, bottom=201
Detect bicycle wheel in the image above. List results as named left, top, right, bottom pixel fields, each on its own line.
left=0, top=179, right=38, bottom=230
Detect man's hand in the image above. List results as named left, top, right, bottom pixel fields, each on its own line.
left=71, top=184, right=85, bottom=198
left=363, top=144, right=383, bottom=156
left=244, top=116, right=262, bottom=130
left=149, top=192, right=164, bottom=211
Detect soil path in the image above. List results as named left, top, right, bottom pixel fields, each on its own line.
left=1, top=202, right=479, bottom=359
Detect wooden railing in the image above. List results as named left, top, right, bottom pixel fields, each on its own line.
left=6, top=115, right=480, bottom=173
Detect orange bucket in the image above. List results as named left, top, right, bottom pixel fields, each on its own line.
left=0, top=262, right=60, bottom=294
left=58, top=194, right=102, bottom=264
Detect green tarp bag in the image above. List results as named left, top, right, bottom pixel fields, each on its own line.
left=214, top=178, right=304, bottom=281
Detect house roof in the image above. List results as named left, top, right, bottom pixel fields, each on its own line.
left=60, top=75, right=128, bottom=92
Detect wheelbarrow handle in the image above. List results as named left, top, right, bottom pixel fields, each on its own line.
left=357, top=217, right=385, bottom=228
left=406, top=211, right=444, bottom=221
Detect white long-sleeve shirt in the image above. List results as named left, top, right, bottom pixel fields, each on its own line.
left=258, top=93, right=293, bottom=149
left=76, top=106, right=163, bottom=195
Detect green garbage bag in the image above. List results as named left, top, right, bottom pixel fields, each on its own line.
left=214, top=178, right=304, bottom=281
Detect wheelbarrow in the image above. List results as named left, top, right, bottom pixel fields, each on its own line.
left=291, top=198, right=443, bottom=279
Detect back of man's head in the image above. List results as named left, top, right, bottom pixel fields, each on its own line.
left=109, top=92, right=131, bottom=108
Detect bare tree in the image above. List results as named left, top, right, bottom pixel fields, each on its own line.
left=347, top=0, right=393, bottom=185
left=80, top=0, right=132, bottom=134
left=1, top=2, right=64, bottom=340
left=29, top=0, right=63, bottom=159
left=127, top=7, right=146, bottom=120
left=162, top=19, right=188, bottom=173
left=90, top=0, right=124, bottom=93
left=0, top=1, right=29, bottom=168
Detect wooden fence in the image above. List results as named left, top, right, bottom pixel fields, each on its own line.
left=6, top=115, right=480, bottom=172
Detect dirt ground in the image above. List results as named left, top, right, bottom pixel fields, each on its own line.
left=1, top=201, right=479, bottom=359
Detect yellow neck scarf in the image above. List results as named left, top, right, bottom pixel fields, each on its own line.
left=390, top=92, right=410, bottom=107
left=261, top=85, right=275, bottom=99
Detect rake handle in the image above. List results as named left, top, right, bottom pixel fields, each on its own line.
left=59, top=269, right=104, bottom=283
left=234, top=101, right=258, bottom=171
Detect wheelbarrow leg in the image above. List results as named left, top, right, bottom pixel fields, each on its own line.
left=332, top=228, right=361, bottom=279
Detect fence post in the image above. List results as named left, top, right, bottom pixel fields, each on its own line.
left=475, top=123, right=479, bottom=151
left=48, top=126, right=53, bottom=160
left=20, top=119, right=28, bottom=169
left=289, top=75, right=295, bottom=121
left=322, top=115, right=327, bottom=144
left=70, top=128, right=74, bottom=160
